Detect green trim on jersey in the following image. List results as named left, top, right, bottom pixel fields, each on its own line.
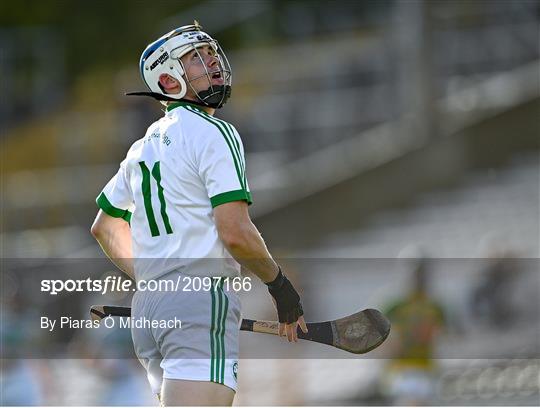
left=96, top=192, right=132, bottom=222
left=182, top=105, right=252, bottom=206
left=210, top=189, right=253, bottom=208
left=224, top=122, right=248, bottom=192
left=166, top=101, right=206, bottom=114
left=210, top=281, right=228, bottom=384
left=184, top=105, right=245, bottom=190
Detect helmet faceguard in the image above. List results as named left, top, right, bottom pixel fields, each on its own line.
left=137, top=22, right=232, bottom=108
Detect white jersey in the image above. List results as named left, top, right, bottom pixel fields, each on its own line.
left=96, top=101, right=251, bottom=281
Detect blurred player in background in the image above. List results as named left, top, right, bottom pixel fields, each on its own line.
left=380, top=250, right=445, bottom=405
left=470, top=243, right=523, bottom=330
left=91, top=22, right=307, bottom=406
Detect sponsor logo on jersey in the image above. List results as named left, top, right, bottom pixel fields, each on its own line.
left=162, top=133, right=171, bottom=146
left=232, top=361, right=238, bottom=381
left=150, top=52, right=169, bottom=70
left=144, top=131, right=171, bottom=147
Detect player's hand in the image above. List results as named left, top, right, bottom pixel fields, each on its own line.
left=265, top=267, right=308, bottom=342
left=279, top=315, right=308, bottom=342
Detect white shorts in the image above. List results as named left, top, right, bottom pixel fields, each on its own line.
left=131, top=272, right=241, bottom=394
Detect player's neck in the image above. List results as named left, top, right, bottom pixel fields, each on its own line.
left=203, top=106, right=216, bottom=116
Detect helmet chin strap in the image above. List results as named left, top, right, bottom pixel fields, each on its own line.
left=124, top=91, right=209, bottom=109
left=126, top=85, right=231, bottom=109
left=125, top=91, right=180, bottom=102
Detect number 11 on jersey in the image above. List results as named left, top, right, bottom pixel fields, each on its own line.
left=139, top=161, right=174, bottom=237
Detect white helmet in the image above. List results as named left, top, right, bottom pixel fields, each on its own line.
left=137, top=22, right=232, bottom=108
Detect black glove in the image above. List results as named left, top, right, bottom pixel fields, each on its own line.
left=265, top=267, right=304, bottom=324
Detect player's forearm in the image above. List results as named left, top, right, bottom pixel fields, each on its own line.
left=92, top=223, right=135, bottom=279
left=220, top=223, right=279, bottom=283
left=96, top=236, right=134, bottom=279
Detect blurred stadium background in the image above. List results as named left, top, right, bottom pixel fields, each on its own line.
left=1, top=0, right=539, bottom=405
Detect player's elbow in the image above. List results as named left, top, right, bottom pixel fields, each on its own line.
left=214, top=201, right=255, bottom=253
left=219, top=227, right=251, bottom=253
left=91, top=210, right=119, bottom=240
left=90, top=220, right=104, bottom=239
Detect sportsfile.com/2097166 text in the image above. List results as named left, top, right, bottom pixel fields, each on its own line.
left=40, top=276, right=252, bottom=295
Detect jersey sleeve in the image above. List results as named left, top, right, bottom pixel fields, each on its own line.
left=197, top=123, right=252, bottom=208
left=96, top=159, right=134, bottom=222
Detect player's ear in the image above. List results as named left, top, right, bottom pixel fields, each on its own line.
left=158, top=74, right=180, bottom=92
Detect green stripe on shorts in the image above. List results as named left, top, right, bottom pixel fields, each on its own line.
left=210, top=280, right=228, bottom=384
left=216, top=282, right=223, bottom=382
left=210, top=287, right=217, bottom=382
left=219, top=281, right=229, bottom=383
